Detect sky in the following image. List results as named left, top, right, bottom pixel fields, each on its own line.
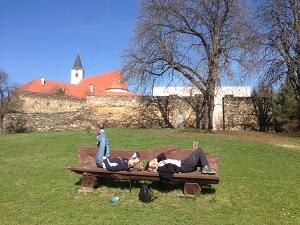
left=0, top=0, right=138, bottom=88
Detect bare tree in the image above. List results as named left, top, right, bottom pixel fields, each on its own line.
left=121, top=0, right=251, bottom=130
left=255, top=0, right=300, bottom=128
left=0, top=70, right=10, bottom=132
left=0, top=69, right=21, bottom=132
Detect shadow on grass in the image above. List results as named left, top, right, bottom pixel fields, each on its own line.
left=74, top=177, right=216, bottom=195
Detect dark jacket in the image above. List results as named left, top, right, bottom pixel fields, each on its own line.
left=155, top=153, right=181, bottom=182
left=103, top=157, right=129, bottom=171
left=102, top=152, right=140, bottom=171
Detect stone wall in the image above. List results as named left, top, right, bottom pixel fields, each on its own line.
left=223, top=95, right=273, bottom=131
left=2, top=93, right=197, bottom=132
left=85, top=95, right=195, bottom=128
left=18, top=92, right=85, bottom=113
left=2, top=92, right=91, bottom=132
left=2, top=92, right=272, bottom=132
left=4, top=111, right=93, bottom=131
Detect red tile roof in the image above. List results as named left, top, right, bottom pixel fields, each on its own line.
left=17, top=69, right=139, bottom=98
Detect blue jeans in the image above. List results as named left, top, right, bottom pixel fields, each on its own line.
left=95, top=130, right=110, bottom=167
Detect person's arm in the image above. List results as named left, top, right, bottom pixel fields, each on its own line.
left=155, top=153, right=167, bottom=162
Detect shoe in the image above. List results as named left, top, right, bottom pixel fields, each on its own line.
left=131, top=152, right=140, bottom=160
left=201, top=165, right=216, bottom=174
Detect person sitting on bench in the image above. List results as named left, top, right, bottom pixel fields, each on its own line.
left=145, top=148, right=215, bottom=182
left=95, top=119, right=143, bottom=171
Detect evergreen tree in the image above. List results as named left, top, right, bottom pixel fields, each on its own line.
left=273, top=84, right=299, bottom=132
left=252, top=82, right=274, bottom=132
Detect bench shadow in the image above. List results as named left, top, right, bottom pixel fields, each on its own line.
left=74, top=179, right=82, bottom=186
left=73, top=178, right=216, bottom=195
left=198, top=185, right=216, bottom=195
left=149, top=182, right=216, bottom=195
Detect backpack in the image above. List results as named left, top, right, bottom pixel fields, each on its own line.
left=138, top=183, right=156, bottom=203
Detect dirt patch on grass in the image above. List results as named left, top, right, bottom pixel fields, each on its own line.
left=220, top=131, right=300, bottom=152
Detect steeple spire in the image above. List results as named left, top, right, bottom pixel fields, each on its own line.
left=71, top=50, right=85, bottom=84
left=72, top=51, right=83, bottom=70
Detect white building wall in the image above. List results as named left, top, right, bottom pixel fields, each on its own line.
left=152, top=86, right=251, bottom=130
left=106, top=88, right=128, bottom=93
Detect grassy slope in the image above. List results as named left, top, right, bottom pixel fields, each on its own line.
left=0, top=129, right=299, bottom=225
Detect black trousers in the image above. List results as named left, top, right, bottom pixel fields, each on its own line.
left=180, top=148, right=209, bottom=173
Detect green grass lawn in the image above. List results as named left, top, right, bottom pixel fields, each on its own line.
left=0, top=129, right=299, bottom=225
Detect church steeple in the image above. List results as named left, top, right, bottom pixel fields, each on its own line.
left=71, top=50, right=85, bottom=84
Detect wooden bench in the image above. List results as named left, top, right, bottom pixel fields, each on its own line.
left=68, top=142, right=220, bottom=195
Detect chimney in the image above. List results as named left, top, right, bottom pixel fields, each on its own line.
left=41, top=77, right=45, bottom=86
left=89, top=84, right=94, bottom=93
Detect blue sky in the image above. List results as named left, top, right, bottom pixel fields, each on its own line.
left=0, top=0, right=138, bottom=87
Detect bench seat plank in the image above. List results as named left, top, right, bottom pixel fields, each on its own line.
left=69, top=164, right=220, bottom=185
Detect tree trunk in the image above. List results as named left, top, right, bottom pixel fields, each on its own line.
left=204, top=56, right=219, bottom=131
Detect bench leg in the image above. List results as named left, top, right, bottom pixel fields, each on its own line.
left=184, top=182, right=201, bottom=195
left=81, top=172, right=97, bottom=188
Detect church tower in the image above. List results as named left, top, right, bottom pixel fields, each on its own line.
left=71, top=50, right=85, bottom=84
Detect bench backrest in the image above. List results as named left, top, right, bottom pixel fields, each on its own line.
left=78, top=145, right=180, bottom=164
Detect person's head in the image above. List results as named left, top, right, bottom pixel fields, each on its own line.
left=145, top=159, right=158, bottom=171
left=128, top=158, right=144, bottom=170
left=128, top=158, right=139, bottom=167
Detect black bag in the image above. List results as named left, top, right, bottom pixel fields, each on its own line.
left=138, top=183, right=155, bottom=203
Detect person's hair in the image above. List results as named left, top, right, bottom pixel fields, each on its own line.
left=133, top=161, right=145, bottom=171
left=145, top=160, right=157, bottom=172
left=145, top=161, right=150, bottom=171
